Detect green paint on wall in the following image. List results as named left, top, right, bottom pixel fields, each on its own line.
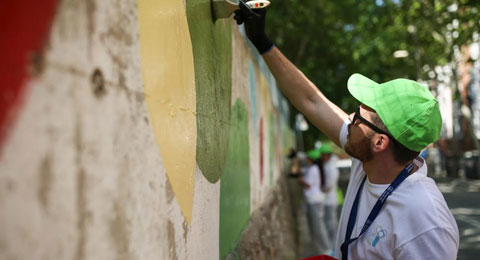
left=186, top=0, right=232, bottom=183
left=219, top=99, right=250, bottom=258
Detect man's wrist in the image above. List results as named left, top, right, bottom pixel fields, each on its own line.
left=255, top=36, right=274, bottom=55
left=259, top=43, right=274, bottom=55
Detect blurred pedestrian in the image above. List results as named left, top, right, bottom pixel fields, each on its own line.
left=299, top=149, right=331, bottom=255
left=320, top=144, right=340, bottom=248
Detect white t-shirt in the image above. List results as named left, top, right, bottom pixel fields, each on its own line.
left=303, top=164, right=326, bottom=204
left=323, top=155, right=340, bottom=206
left=334, top=121, right=459, bottom=260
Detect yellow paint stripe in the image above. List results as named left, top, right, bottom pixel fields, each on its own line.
left=137, top=0, right=196, bottom=224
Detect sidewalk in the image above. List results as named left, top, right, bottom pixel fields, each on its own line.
left=436, top=177, right=480, bottom=260
left=293, top=173, right=479, bottom=259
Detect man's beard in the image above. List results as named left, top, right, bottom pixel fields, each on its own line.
left=345, top=130, right=374, bottom=162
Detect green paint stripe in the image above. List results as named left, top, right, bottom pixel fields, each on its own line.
left=219, top=99, right=250, bottom=258
left=186, top=0, right=233, bottom=183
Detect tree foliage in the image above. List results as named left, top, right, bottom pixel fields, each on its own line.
left=266, top=0, right=480, bottom=146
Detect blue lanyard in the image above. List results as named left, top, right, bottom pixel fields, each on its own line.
left=340, top=163, right=414, bottom=260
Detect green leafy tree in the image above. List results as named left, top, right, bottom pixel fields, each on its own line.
left=266, top=0, right=479, bottom=148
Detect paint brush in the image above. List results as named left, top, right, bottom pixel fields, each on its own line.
left=212, top=0, right=270, bottom=21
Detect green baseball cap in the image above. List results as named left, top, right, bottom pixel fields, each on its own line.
left=320, top=144, right=333, bottom=154
left=347, top=73, right=442, bottom=152
left=307, top=149, right=321, bottom=160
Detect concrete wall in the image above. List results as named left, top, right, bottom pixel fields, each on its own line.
left=0, top=0, right=297, bottom=259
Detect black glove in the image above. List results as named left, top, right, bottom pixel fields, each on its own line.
left=233, top=0, right=274, bottom=54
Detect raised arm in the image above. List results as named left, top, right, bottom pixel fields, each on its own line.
left=234, top=2, right=348, bottom=146
left=262, top=48, right=347, bottom=145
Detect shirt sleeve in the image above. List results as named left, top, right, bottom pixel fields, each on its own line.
left=394, top=227, right=459, bottom=260
left=339, top=119, right=350, bottom=149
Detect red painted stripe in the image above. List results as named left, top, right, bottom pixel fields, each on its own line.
left=0, top=0, right=58, bottom=152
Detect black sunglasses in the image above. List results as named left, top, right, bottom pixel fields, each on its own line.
left=352, top=107, right=398, bottom=145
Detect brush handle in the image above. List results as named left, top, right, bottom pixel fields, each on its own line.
left=213, top=0, right=270, bottom=20
left=245, top=0, right=270, bottom=9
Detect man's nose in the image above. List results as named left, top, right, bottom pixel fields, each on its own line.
left=348, top=112, right=355, bottom=123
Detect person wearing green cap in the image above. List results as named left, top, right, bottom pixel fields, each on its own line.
left=300, top=149, right=332, bottom=256
left=234, top=3, right=459, bottom=260
left=320, top=144, right=340, bottom=252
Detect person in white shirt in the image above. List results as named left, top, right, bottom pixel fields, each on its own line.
left=320, top=144, right=340, bottom=245
left=299, top=149, right=331, bottom=255
left=233, top=4, right=459, bottom=259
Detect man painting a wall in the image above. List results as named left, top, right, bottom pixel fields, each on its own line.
left=234, top=2, right=459, bottom=259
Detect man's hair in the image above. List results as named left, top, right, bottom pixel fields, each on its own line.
left=371, top=114, right=420, bottom=164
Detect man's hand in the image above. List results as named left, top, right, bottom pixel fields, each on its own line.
left=234, top=1, right=348, bottom=147
left=322, top=187, right=332, bottom=193
left=233, top=0, right=273, bottom=54
left=299, top=178, right=311, bottom=189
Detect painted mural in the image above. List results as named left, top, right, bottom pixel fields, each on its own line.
left=0, top=0, right=296, bottom=259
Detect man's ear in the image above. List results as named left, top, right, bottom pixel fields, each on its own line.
left=371, top=134, right=389, bottom=153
